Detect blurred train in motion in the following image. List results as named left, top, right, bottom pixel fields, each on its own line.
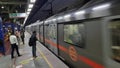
left=26, top=0, right=120, bottom=68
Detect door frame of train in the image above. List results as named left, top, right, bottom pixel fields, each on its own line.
left=102, top=15, right=120, bottom=68
left=57, top=23, right=60, bottom=56
left=43, top=21, right=45, bottom=45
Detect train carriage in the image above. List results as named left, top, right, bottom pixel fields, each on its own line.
left=26, top=0, right=120, bottom=68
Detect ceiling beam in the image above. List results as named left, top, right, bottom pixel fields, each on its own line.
left=1, top=11, right=9, bottom=13
left=0, top=1, right=27, bottom=5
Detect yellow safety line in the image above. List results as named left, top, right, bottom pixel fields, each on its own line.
left=37, top=46, right=53, bottom=68
left=19, top=57, right=42, bottom=65
left=19, top=58, right=32, bottom=64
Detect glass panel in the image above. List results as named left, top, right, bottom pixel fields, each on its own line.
left=40, top=25, right=43, bottom=42
left=64, top=23, right=85, bottom=47
left=109, top=19, right=120, bottom=62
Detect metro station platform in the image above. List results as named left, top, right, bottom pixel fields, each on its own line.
left=0, top=32, right=69, bottom=68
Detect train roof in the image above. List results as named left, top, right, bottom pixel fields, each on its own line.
left=44, top=0, right=120, bottom=24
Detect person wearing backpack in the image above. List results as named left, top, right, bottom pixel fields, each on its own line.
left=29, top=31, right=38, bottom=58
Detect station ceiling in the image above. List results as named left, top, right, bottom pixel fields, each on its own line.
left=0, top=0, right=91, bottom=25
left=25, top=0, right=90, bottom=26
left=0, top=0, right=27, bottom=23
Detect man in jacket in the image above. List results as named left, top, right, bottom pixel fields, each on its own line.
left=30, top=31, right=37, bottom=58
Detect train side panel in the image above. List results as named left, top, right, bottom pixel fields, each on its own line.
left=44, top=23, right=58, bottom=55
left=57, top=19, right=104, bottom=68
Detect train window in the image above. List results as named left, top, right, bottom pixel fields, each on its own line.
left=64, top=23, right=85, bottom=47
left=109, top=19, right=120, bottom=62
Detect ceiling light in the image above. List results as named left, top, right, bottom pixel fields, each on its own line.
left=26, top=12, right=30, bottom=15
left=1, top=6, right=4, bottom=9
left=28, top=4, right=33, bottom=8
left=27, top=9, right=32, bottom=11
left=30, top=0, right=36, bottom=3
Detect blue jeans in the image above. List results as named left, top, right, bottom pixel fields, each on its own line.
left=32, top=45, right=36, bottom=57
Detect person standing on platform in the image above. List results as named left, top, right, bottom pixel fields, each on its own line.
left=15, top=30, right=21, bottom=46
left=29, top=31, right=37, bottom=58
left=9, top=32, right=21, bottom=59
left=20, top=29, right=25, bottom=44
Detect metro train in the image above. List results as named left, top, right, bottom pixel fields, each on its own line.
left=26, top=0, right=120, bottom=68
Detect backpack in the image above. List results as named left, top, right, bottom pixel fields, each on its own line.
left=28, top=36, right=33, bottom=47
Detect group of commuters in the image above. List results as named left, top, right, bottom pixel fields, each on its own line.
left=9, top=29, right=37, bottom=59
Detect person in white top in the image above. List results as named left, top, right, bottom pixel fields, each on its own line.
left=9, top=32, right=21, bottom=59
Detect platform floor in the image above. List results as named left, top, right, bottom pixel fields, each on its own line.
left=0, top=32, right=69, bottom=68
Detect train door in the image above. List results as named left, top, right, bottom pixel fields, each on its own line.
left=44, top=23, right=58, bottom=55
left=50, top=23, right=58, bottom=55
left=39, top=25, right=41, bottom=42
left=102, top=15, right=120, bottom=68
left=44, top=24, right=49, bottom=48
left=39, top=24, right=44, bottom=43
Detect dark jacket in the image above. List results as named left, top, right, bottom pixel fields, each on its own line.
left=31, top=34, right=37, bottom=46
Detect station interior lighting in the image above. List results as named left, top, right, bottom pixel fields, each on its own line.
left=1, top=6, right=4, bottom=9
left=30, top=0, right=36, bottom=3
left=27, top=9, right=32, bottom=12
left=26, top=12, right=30, bottom=15
left=28, top=4, right=33, bottom=8
left=23, top=0, right=36, bottom=25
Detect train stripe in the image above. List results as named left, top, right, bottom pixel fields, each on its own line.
left=79, top=55, right=104, bottom=68
left=45, top=39, right=57, bottom=47
left=42, top=37, right=104, bottom=68
left=58, top=45, right=68, bottom=54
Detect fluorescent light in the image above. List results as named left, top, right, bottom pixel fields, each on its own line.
left=26, top=12, right=30, bottom=15
left=64, top=14, right=71, bottom=18
left=1, top=6, right=4, bottom=9
left=23, top=16, right=28, bottom=25
left=27, top=9, right=32, bottom=11
left=92, top=3, right=111, bottom=10
left=30, top=0, right=36, bottom=3
left=28, top=4, right=33, bottom=8
left=74, top=10, right=85, bottom=15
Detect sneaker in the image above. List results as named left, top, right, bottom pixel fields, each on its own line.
left=18, top=55, right=22, bottom=57
left=11, top=57, right=14, bottom=59
left=33, top=56, right=37, bottom=58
